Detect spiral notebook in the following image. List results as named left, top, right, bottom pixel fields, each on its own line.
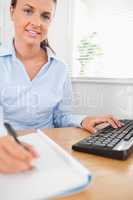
left=0, top=129, right=92, bottom=200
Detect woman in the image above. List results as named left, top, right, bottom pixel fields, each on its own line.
left=0, top=0, right=123, bottom=173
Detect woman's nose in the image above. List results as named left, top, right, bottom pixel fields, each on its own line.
left=31, top=14, right=41, bottom=27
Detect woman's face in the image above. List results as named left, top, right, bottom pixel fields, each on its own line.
left=11, top=0, right=55, bottom=46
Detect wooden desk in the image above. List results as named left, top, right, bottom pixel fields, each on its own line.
left=21, top=127, right=133, bottom=200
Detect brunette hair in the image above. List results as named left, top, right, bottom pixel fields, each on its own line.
left=11, top=0, right=57, bottom=53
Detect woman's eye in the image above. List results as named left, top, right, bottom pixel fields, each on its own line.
left=23, top=9, right=33, bottom=15
left=42, top=15, right=50, bottom=21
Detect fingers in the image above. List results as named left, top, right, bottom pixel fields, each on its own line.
left=0, top=149, right=31, bottom=174
left=87, top=127, right=97, bottom=134
left=81, top=115, right=124, bottom=134
left=83, top=126, right=97, bottom=134
left=107, top=118, right=118, bottom=128
left=111, top=117, right=123, bottom=128
left=3, top=138, right=34, bottom=161
left=105, top=115, right=124, bottom=128
left=22, top=142, right=39, bottom=158
left=81, top=119, right=97, bottom=133
left=0, top=136, right=37, bottom=174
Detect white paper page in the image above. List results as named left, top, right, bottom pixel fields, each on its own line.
left=0, top=130, right=91, bottom=200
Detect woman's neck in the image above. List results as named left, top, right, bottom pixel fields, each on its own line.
left=13, top=38, right=44, bottom=61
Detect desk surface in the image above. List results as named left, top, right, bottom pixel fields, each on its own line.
left=21, top=127, right=133, bottom=200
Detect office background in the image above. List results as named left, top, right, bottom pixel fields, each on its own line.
left=0, top=0, right=133, bottom=119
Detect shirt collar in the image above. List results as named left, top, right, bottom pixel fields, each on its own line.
left=0, top=39, right=58, bottom=61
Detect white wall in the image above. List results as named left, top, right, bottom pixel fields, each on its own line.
left=49, top=0, right=70, bottom=64
left=72, top=79, right=133, bottom=119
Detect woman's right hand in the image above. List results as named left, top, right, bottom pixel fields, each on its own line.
left=0, top=136, right=38, bottom=174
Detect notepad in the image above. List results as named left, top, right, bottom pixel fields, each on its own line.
left=0, top=130, right=92, bottom=200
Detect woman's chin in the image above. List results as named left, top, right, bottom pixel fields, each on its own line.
left=23, top=37, right=41, bottom=47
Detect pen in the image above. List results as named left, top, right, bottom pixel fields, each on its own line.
left=4, top=122, right=28, bottom=150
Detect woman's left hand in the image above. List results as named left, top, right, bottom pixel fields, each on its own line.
left=81, top=115, right=124, bottom=133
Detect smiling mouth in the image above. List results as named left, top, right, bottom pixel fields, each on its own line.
left=26, top=30, right=41, bottom=37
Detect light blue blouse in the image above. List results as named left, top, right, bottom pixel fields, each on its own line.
left=0, top=41, right=85, bottom=130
